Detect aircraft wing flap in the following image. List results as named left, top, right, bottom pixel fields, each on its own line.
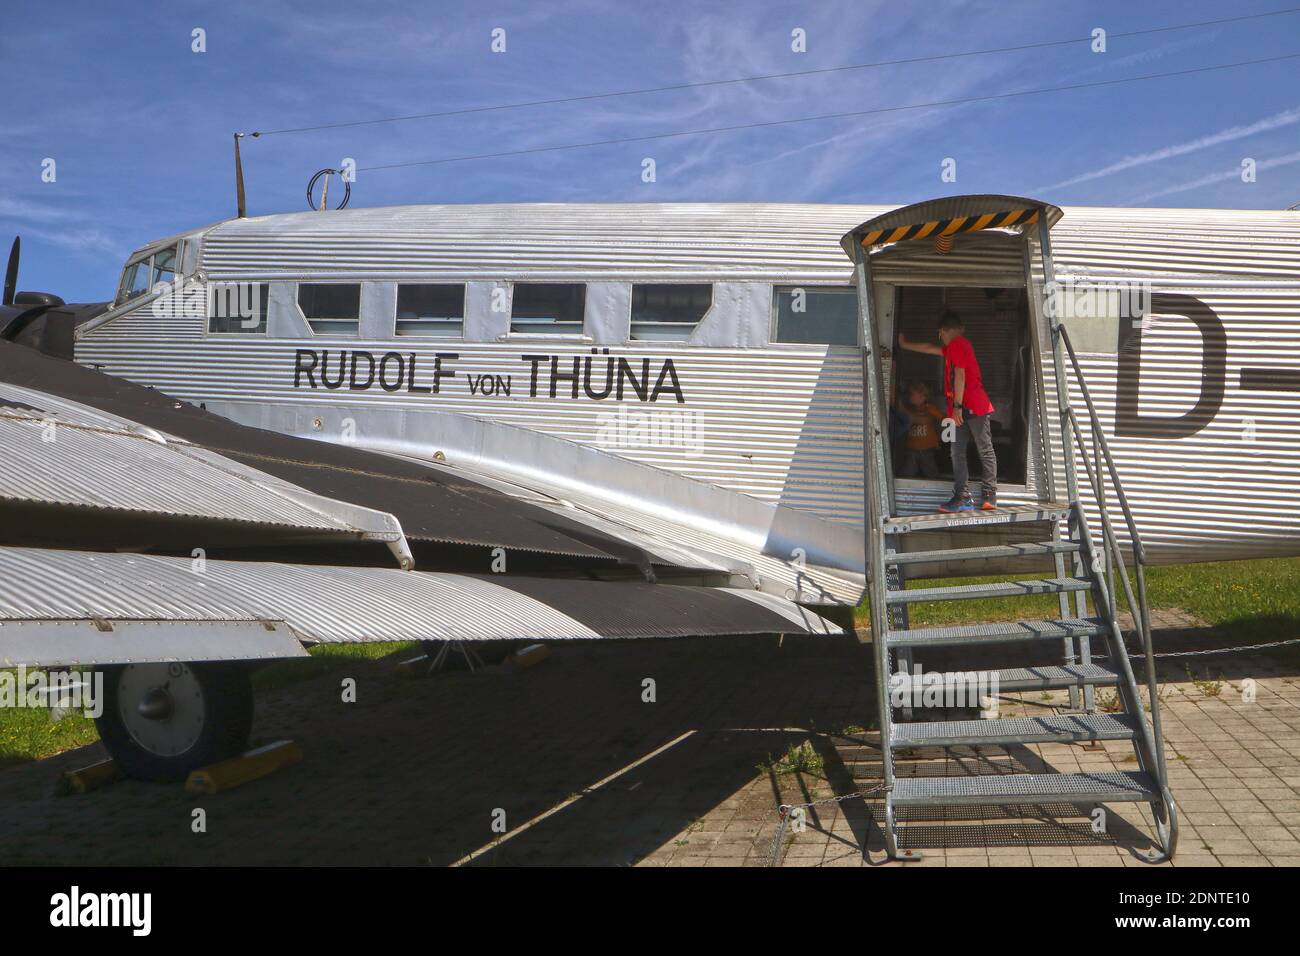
left=0, top=547, right=844, bottom=667
left=0, top=382, right=408, bottom=543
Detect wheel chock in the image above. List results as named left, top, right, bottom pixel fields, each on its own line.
left=506, top=643, right=551, bottom=669
left=61, top=758, right=121, bottom=794
left=184, top=740, right=303, bottom=794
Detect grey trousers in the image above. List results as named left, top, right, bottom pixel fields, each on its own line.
left=951, top=412, right=997, bottom=500
left=900, top=448, right=940, bottom=479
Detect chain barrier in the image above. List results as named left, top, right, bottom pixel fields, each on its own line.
left=1109, top=634, right=1300, bottom=661
left=767, top=783, right=890, bottom=867
left=1146, top=636, right=1300, bottom=659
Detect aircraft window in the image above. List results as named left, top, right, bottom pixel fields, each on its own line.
left=119, top=259, right=153, bottom=303
left=115, top=243, right=181, bottom=305
left=510, top=283, right=586, bottom=335
left=395, top=284, right=464, bottom=338
left=208, top=282, right=269, bottom=334
left=298, top=283, right=361, bottom=336
left=630, top=284, right=712, bottom=341
left=151, top=246, right=177, bottom=287
left=772, top=286, right=859, bottom=346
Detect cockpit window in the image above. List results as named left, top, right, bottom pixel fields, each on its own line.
left=119, top=260, right=153, bottom=302
left=152, top=246, right=176, bottom=286
left=115, top=243, right=180, bottom=305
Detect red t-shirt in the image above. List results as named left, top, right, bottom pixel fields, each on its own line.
left=941, top=335, right=994, bottom=418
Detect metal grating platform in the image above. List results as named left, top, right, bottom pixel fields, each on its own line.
left=979, top=663, right=1119, bottom=690
left=885, top=540, right=1081, bottom=566
left=892, top=771, right=1158, bottom=807
left=886, top=617, right=1106, bottom=647
left=899, top=663, right=1119, bottom=693
left=886, top=577, right=1092, bottom=604
left=890, top=713, right=1137, bottom=748
left=883, top=503, right=1069, bottom=535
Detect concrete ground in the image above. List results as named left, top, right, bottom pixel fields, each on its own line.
left=1, top=609, right=1297, bottom=867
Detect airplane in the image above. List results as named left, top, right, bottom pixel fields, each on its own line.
left=4, top=192, right=1296, bottom=860
left=45, top=196, right=1300, bottom=576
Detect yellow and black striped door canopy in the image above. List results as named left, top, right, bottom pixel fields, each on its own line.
left=860, top=208, right=1040, bottom=247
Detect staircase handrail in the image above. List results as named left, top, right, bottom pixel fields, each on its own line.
left=1057, top=326, right=1169, bottom=793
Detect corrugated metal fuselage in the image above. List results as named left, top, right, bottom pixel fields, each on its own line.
left=75, top=203, right=1300, bottom=594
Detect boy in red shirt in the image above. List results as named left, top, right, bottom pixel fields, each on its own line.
left=897, top=311, right=998, bottom=512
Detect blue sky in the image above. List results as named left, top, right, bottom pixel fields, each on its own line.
left=2, top=0, right=1298, bottom=302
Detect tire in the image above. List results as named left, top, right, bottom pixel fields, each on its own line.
left=94, top=661, right=254, bottom=782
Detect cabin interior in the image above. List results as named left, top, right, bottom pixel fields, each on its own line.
left=889, top=284, right=1032, bottom=486
left=870, top=228, right=1042, bottom=501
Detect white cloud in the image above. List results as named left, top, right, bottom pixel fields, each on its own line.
left=0, top=196, right=88, bottom=224
left=1037, top=105, right=1300, bottom=192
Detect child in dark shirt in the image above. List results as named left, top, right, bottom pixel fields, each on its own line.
left=896, top=380, right=943, bottom=479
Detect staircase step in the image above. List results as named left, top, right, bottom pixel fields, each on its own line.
left=883, top=502, right=1069, bottom=534
left=892, top=771, right=1158, bottom=807
left=886, top=576, right=1092, bottom=604
left=886, top=540, right=1081, bottom=566
left=981, top=663, right=1119, bottom=691
left=887, top=617, right=1106, bottom=648
left=893, top=663, right=1119, bottom=694
left=890, top=713, right=1136, bottom=748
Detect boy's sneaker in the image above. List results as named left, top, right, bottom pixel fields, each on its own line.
left=938, top=494, right=975, bottom=513
left=981, top=494, right=997, bottom=511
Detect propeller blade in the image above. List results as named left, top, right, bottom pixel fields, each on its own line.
left=3, top=237, right=17, bottom=306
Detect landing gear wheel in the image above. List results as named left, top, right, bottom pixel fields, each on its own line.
left=94, top=662, right=254, bottom=782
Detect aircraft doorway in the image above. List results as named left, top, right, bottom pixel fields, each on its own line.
left=890, top=285, right=1032, bottom=487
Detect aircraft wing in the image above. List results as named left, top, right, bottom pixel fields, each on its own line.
left=0, top=342, right=845, bottom=667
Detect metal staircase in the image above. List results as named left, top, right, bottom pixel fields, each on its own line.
left=845, top=198, right=1178, bottom=863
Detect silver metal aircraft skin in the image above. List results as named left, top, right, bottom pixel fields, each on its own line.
left=76, top=201, right=1300, bottom=604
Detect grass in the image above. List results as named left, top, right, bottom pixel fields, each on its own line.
left=1143, top=558, right=1300, bottom=644
left=1095, top=690, right=1122, bottom=713
left=856, top=556, right=1300, bottom=646
left=253, top=641, right=415, bottom=692
left=758, top=741, right=825, bottom=776
left=1185, top=664, right=1224, bottom=698
left=0, top=703, right=98, bottom=769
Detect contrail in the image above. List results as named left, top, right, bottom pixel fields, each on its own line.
left=1126, top=149, right=1300, bottom=203
left=1038, top=105, right=1300, bottom=191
